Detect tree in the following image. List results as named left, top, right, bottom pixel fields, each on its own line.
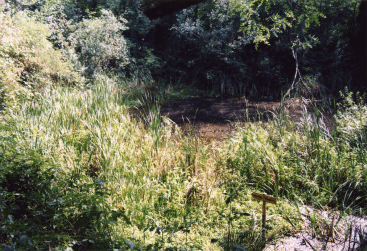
left=67, top=9, right=129, bottom=76
left=165, top=0, right=251, bottom=94
left=231, top=0, right=361, bottom=97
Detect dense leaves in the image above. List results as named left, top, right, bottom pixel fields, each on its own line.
left=3, top=0, right=363, bottom=97
left=0, top=11, right=81, bottom=108
left=68, top=9, right=129, bottom=76
left=0, top=0, right=366, bottom=250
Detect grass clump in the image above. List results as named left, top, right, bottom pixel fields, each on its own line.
left=0, top=78, right=304, bottom=250
left=335, top=89, right=367, bottom=150
left=1, top=77, right=366, bottom=249
left=225, top=95, right=367, bottom=213
left=0, top=79, right=216, bottom=249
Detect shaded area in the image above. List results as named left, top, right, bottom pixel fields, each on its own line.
left=158, top=97, right=306, bottom=142
left=160, top=97, right=279, bottom=124
left=143, top=0, right=207, bottom=19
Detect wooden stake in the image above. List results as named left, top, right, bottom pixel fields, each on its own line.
left=262, top=200, right=266, bottom=240
left=252, top=192, right=277, bottom=240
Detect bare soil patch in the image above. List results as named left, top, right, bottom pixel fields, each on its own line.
left=159, top=97, right=305, bottom=142
left=265, top=206, right=367, bottom=251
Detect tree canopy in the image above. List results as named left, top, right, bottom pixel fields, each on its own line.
left=1, top=0, right=365, bottom=96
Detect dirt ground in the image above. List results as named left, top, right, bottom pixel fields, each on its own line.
left=159, top=97, right=306, bottom=142
left=264, top=206, right=367, bottom=251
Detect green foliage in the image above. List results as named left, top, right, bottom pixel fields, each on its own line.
left=117, top=0, right=160, bottom=81
left=1, top=0, right=367, bottom=249
left=335, top=89, right=367, bottom=149
left=225, top=97, right=367, bottom=210
left=68, top=9, right=129, bottom=76
left=167, top=0, right=251, bottom=94
left=6, top=0, right=363, bottom=97
left=229, top=0, right=363, bottom=97
left=232, top=0, right=328, bottom=49
left=0, top=10, right=82, bottom=108
left=0, top=145, right=56, bottom=250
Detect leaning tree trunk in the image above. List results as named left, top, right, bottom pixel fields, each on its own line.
left=142, top=0, right=208, bottom=19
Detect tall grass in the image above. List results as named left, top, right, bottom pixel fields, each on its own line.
left=1, top=77, right=366, bottom=250
left=225, top=94, right=367, bottom=212
left=2, top=78, right=267, bottom=250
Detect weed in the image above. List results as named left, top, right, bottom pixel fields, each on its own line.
left=1, top=78, right=366, bottom=250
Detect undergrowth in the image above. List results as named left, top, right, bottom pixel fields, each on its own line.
left=1, top=75, right=366, bottom=250
left=1, top=4, right=366, bottom=251
left=226, top=90, right=367, bottom=211
left=0, top=78, right=297, bottom=250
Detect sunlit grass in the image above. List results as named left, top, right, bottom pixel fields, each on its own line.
left=1, top=77, right=366, bottom=250
left=225, top=98, right=366, bottom=210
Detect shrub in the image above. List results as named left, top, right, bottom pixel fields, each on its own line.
left=68, top=9, right=129, bottom=76
left=0, top=143, right=57, bottom=250
left=0, top=10, right=82, bottom=108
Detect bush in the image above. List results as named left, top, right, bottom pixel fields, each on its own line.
left=68, top=9, right=129, bottom=76
left=0, top=143, right=57, bottom=250
left=0, top=128, right=122, bottom=250
left=0, top=10, right=82, bottom=109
